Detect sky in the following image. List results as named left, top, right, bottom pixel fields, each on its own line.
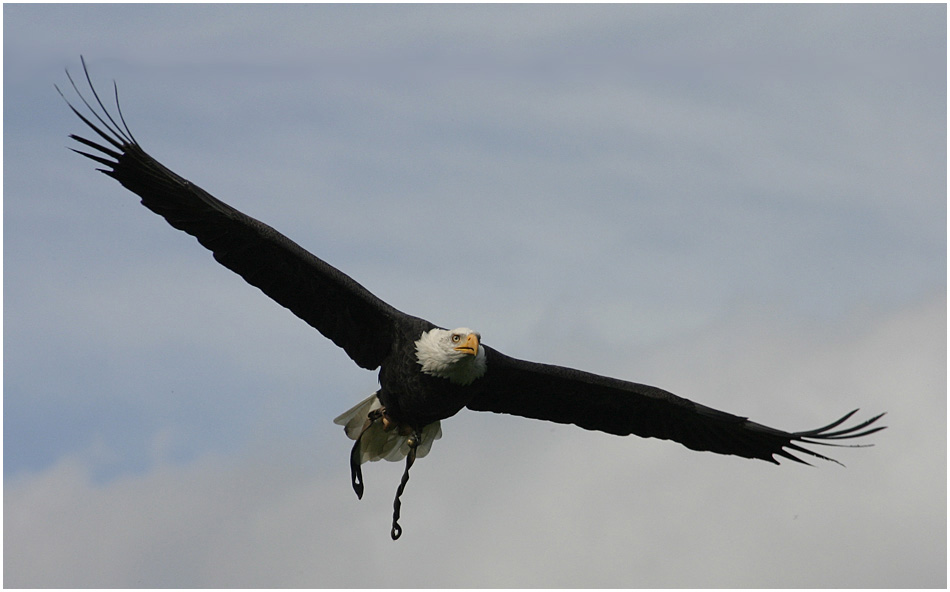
left=3, top=4, right=946, bottom=588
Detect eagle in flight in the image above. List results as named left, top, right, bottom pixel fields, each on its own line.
left=59, top=58, right=885, bottom=540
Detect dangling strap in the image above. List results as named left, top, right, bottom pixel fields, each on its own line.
left=348, top=437, right=365, bottom=500
left=390, top=430, right=420, bottom=540
left=348, top=408, right=384, bottom=500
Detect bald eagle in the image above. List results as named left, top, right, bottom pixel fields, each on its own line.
left=58, top=59, right=885, bottom=540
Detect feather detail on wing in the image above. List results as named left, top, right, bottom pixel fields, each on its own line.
left=468, top=347, right=886, bottom=465
left=58, top=57, right=412, bottom=370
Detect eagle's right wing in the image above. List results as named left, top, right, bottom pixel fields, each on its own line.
left=59, top=57, right=415, bottom=370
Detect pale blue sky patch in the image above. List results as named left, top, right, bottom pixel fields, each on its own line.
left=4, top=3, right=945, bottom=587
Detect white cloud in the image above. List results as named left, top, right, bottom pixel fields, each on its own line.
left=5, top=294, right=943, bottom=587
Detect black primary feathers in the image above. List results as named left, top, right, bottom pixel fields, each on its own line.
left=59, top=58, right=886, bottom=540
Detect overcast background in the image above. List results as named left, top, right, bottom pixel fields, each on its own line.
left=4, top=4, right=946, bottom=588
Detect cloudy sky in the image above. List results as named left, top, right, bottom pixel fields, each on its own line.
left=4, top=4, right=946, bottom=588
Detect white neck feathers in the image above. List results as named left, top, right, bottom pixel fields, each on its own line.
left=415, top=327, right=487, bottom=386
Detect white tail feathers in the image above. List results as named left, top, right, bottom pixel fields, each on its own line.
left=333, top=393, right=442, bottom=464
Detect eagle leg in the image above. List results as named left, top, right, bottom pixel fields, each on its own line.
left=348, top=408, right=385, bottom=500
left=390, top=429, right=421, bottom=541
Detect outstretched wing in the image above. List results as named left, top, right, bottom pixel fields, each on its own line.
left=470, top=347, right=885, bottom=465
left=58, top=57, right=410, bottom=370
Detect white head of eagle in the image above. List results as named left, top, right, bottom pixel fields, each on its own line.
left=415, top=327, right=487, bottom=385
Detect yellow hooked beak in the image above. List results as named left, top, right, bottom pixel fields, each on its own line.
left=453, top=332, right=480, bottom=356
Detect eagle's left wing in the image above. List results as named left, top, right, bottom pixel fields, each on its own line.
left=468, top=346, right=885, bottom=465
